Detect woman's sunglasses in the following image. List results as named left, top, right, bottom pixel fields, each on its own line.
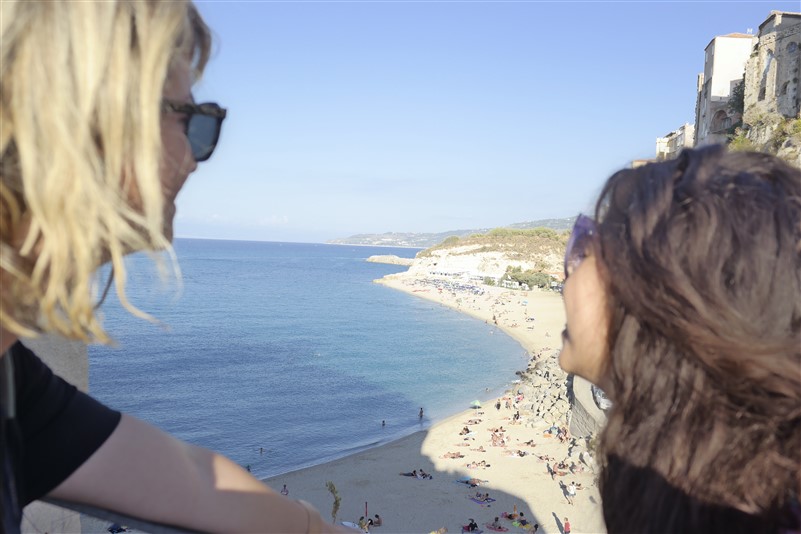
left=162, top=100, right=227, bottom=162
left=564, top=214, right=597, bottom=279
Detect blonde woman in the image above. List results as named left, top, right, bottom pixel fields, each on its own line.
left=0, top=2, right=346, bottom=532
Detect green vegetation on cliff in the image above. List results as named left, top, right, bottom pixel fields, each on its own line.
left=730, top=116, right=801, bottom=166
left=501, top=265, right=554, bottom=289
left=730, top=117, right=801, bottom=150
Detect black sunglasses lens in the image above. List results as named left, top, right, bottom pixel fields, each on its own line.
left=564, top=215, right=595, bottom=278
left=187, top=114, right=220, bottom=162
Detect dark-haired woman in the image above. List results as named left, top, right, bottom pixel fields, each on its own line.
left=559, top=146, right=801, bottom=533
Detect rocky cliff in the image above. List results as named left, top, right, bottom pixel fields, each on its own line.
left=366, top=255, right=414, bottom=266
left=403, top=228, right=567, bottom=281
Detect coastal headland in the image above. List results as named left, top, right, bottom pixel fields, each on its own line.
left=264, top=261, right=607, bottom=533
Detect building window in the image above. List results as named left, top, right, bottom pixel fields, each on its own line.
left=759, top=50, right=774, bottom=102
left=780, top=81, right=789, bottom=95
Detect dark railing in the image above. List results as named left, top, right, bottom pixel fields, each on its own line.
left=42, top=497, right=200, bottom=534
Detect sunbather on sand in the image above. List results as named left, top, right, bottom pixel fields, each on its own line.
left=470, top=491, right=492, bottom=502
left=457, top=477, right=486, bottom=487
left=462, top=518, right=479, bottom=532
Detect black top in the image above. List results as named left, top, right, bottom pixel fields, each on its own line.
left=1, top=341, right=121, bottom=532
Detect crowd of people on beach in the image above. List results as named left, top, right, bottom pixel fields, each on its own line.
left=408, top=358, right=595, bottom=533
left=407, top=277, right=487, bottom=300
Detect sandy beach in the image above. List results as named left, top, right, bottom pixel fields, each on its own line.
left=263, top=273, right=606, bottom=534
left=77, top=272, right=606, bottom=534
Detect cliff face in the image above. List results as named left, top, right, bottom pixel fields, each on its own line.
left=407, top=244, right=563, bottom=280
left=735, top=12, right=801, bottom=166
left=403, top=229, right=567, bottom=281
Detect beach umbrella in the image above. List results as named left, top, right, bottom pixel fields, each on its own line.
left=470, top=400, right=482, bottom=409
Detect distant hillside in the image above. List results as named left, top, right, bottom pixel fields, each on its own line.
left=328, top=217, right=576, bottom=248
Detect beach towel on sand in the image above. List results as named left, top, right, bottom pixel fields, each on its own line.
left=469, top=497, right=496, bottom=505
left=484, top=524, right=509, bottom=532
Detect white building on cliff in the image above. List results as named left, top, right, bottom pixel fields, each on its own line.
left=694, top=33, right=757, bottom=146
left=656, top=123, right=695, bottom=160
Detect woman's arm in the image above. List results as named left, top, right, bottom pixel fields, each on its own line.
left=49, top=414, right=348, bottom=533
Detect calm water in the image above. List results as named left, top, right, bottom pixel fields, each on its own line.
left=89, top=239, right=528, bottom=478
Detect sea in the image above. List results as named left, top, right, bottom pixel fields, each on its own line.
left=88, top=239, right=530, bottom=479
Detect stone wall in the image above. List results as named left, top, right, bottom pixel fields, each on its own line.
left=743, top=12, right=801, bottom=145
left=568, top=376, right=606, bottom=439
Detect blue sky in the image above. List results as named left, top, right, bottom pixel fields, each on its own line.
left=180, top=1, right=797, bottom=243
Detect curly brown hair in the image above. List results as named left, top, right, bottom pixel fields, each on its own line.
left=593, top=145, right=801, bottom=532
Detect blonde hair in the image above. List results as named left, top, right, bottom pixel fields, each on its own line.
left=0, top=1, right=211, bottom=343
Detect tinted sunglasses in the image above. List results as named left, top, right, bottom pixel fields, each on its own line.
left=564, top=214, right=597, bottom=279
left=162, top=100, right=227, bottom=162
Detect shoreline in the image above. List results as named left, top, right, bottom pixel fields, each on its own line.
left=79, top=272, right=605, bottom=534
left=263, top=273, right=606, bottom=533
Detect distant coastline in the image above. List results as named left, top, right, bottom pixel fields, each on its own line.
left=327, top=242, right=423, bottom=249
left=327, top=217, right=576, bottom=249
